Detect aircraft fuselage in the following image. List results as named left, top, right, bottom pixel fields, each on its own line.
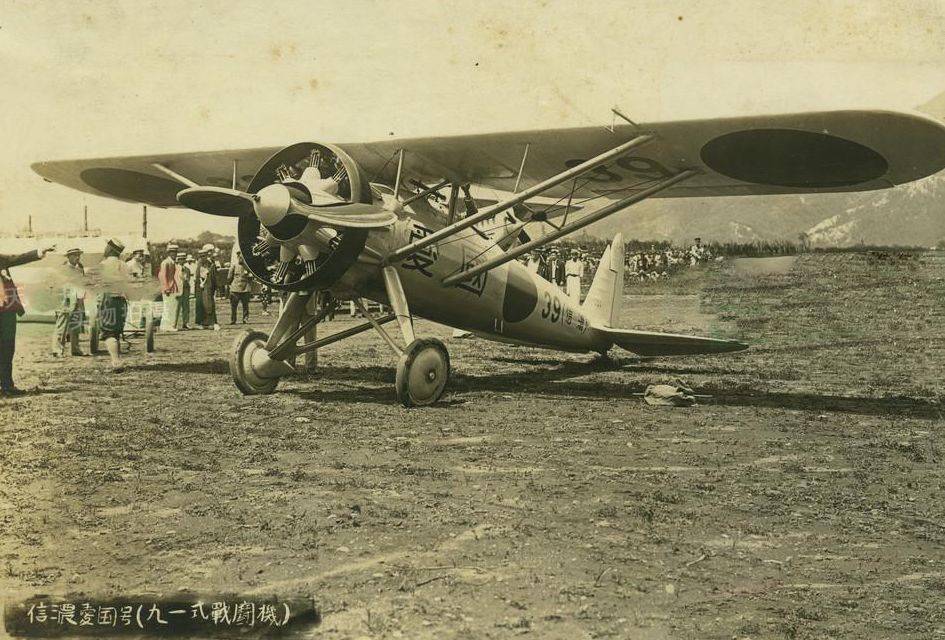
left=340, top=217, right=612, bottom=354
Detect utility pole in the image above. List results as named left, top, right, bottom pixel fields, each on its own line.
left=142, top=205, right=148, bottom=239
left=83, top=205, right=89, bottom=235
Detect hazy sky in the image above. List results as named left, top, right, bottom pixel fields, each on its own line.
left=2, top=0, right=945, bottom=241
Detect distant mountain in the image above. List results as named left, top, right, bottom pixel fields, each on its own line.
left=587, top=174, right=945, bottom=248
left=802, top=176, right=945, bottom=247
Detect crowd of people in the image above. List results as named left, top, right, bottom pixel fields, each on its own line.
left=519, top=237, right=717, bottom=296
left=625, top=237, right=716, bottom=281
left=522, top=246, right=589, bottom=301
left=149, top=241, right=263, bottom=332
left=40, top=238, right=264, bottom=375
left=156, top=242, right=224, bottom=332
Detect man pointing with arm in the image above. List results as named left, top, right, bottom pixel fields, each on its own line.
left=0, top=245, right=56, bottom=395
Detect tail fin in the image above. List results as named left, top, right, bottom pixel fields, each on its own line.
left=581, top=233, right=624, bottom=328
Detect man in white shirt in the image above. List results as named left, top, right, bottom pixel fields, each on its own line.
left=565, top=250, right=585, bottom=302
left=51, top=248, right=86, bottom=357
left=126, top=249, right=146, bottom=279
left=157, top=243, right=179, bottom=332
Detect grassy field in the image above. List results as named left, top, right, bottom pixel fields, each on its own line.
left=1, top=251, right=943, bottom=639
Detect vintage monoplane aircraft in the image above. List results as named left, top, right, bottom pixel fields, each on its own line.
left=32, top=109, right=945, bottom=405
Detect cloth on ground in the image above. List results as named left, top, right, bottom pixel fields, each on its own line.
left=643, top=383, right=696, bottom=407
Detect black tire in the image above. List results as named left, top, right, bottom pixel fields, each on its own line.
left=395, top=338, right=450, bottom=407
left=229, top=330, right=279, bottom=395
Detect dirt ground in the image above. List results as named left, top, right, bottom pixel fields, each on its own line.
left=1, top=251, right=944, bottom=639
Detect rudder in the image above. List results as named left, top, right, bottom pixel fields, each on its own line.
left=581, top=233, right=624, bottom=327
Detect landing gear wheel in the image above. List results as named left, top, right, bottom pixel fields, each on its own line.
left=395, top=338, right=450, bottom=407
left=230, top=330, right=279, bottom=395
left=144, top=315, right=155, bottom=353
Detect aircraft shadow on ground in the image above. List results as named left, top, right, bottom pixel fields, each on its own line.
left=126, top=359, right=942, bottom=419
left=289, top=362, right=942, bottom=419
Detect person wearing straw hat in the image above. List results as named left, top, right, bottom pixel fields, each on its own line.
left=195, top=245, right=219, bottom=330
left=174, top=251, right=192, bottom=330
left=96, top=237, right=131, bottom=371
left=51, top=247, right=86, bottom=357
left=126, top=248, right=146, bottom=279
left=157, top=243, right=179, bottom=332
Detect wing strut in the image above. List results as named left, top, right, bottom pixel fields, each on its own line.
left=151, top=163, right=199, bottom=188
left=392, top=149, right=406, bottom=200
left=440, top=168, right=698, bottom=287
left=513, top=143, right=530, bottom=193
left=382, top=132, right=655, bottom=266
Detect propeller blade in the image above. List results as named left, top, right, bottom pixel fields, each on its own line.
left=178, top=184, right=396, bottom=229
left=290, top=200, right=398, bottom=229
left=177, top=187, right=256, bottom=217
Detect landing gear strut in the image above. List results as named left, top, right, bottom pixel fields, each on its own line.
left=356, top=266, right=452, bottom=407
left=227, top=292, right=316, bottom=395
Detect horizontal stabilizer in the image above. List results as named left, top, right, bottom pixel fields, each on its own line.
left=596, top=326, right=747, bottom=356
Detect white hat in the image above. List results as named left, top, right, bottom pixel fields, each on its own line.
left=106, top=237, right=125, bottom=253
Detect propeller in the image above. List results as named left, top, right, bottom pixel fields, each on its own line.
left=175, top=141, right=383, bottom=292
left=177, top=184, right=397, bottom=230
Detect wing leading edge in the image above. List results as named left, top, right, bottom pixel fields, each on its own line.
left=31, top=110, right=945, bottom=208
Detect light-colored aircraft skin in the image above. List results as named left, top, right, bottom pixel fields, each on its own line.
left=29, top=108, right=945, bottom=404
left=345, top=216, right=601, bottom=353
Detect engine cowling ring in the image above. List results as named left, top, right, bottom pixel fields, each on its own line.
left=240, top=142, right=372, bottom=292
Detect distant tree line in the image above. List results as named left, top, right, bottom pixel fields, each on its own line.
left=556, top=237, right=932, bottom=258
